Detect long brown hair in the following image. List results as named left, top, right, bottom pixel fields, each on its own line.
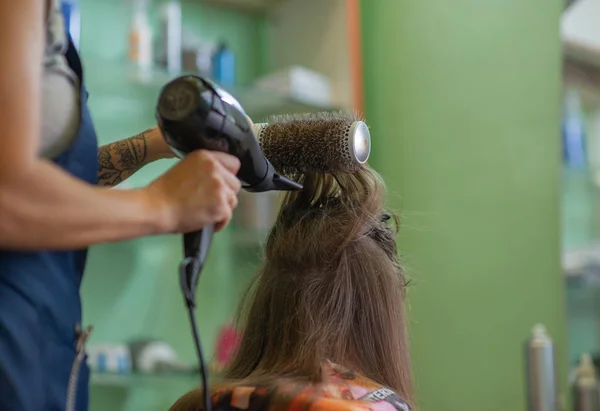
left=223, top=166, right=414, bottom=405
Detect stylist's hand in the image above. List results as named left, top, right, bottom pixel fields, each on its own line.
left=145, top=150, right=241, bottom=233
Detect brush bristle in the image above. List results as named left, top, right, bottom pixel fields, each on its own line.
left=258, top=111, right=365, bottom=175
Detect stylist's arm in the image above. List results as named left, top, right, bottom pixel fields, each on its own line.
left=0, top=0, right=241, bottom=251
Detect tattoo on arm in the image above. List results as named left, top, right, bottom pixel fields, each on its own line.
left=97, top=129, right=150, bottom=187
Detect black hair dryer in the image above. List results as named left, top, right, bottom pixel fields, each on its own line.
left=156, top=75, right=301, bottom=303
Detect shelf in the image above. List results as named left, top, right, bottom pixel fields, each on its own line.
left=83, top=58, right=339, bottom=121
left=90, top=372, right=208, bottom=411
left=91, top=372, right=203, bottom=388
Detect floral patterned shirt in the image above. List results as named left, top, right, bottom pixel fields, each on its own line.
left=210, top=363, right=412, bottom=411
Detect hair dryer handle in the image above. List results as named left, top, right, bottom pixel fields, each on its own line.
left=179, top=225, right=215, bottom=306
left=184, top=225, right=214, bottom=263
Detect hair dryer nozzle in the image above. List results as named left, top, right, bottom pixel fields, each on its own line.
left=273, top=174, right=303, bottom=191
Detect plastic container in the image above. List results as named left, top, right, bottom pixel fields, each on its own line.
left=87, top=344, right=132, bottom=374
left=182, top=42, right=216, bottom=76
left=212, top=42, right=236, bottom=87
left=524, top=324, right=558, bottom=411
left=211, top=323, right=241, bottom=372
left=561, top=90, right=595, bottom=250
left=160, top=1, right=182, bottom=74
left=128, top=0, right=153, bottom=69
left=563, top=89, right=587, bottom=170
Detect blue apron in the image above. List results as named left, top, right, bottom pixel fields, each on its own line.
left=0, top=36, right=98, bottom=411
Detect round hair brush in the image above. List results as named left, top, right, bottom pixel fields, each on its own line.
left=251, top=111, right=371, bottom=175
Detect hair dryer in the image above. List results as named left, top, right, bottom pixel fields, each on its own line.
left=156, top=74, right=302, bottom=306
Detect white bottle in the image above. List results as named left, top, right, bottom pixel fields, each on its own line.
left=160, top=1, right=182, bottom=74
left=129, top=0, right=153, bottom=69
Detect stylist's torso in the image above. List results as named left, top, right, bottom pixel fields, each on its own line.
left=0, top=1, right=97, bottom=410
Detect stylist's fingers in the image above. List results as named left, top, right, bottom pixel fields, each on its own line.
left=213, top=183, right=238, bottom=233
left=211, top=152, right=241, bottom=192
left=228, top=188, right=238, bottom=209
left=212, top=151, right=241, bottom=175
left=214, top=195, right=235, bottom=232
left=218, top=162, right=242, bottom=193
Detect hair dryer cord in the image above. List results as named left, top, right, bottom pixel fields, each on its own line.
left=179, top=257, right=212, bottom=411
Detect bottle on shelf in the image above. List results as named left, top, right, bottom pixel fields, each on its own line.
left=573, top=353, right=600, bottom=411
left=212, top=42, right=236, bottom=88
left=128, top=0, right=153, bottom=70
left=210, top=323, right=241, bottom=374
left=563, top=88, right=587, bottom=171
left=160, top=0, right=182, bottom=74
left=561, top=88, right=596, bottom=250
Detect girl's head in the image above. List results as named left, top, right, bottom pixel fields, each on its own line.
left=224, top=166, right=414, bottom=404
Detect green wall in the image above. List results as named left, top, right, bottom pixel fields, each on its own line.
left=360, top=1, right=567, bottom=410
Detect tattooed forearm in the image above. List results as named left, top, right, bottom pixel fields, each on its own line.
left=97, top=130, right=151, bottom=187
